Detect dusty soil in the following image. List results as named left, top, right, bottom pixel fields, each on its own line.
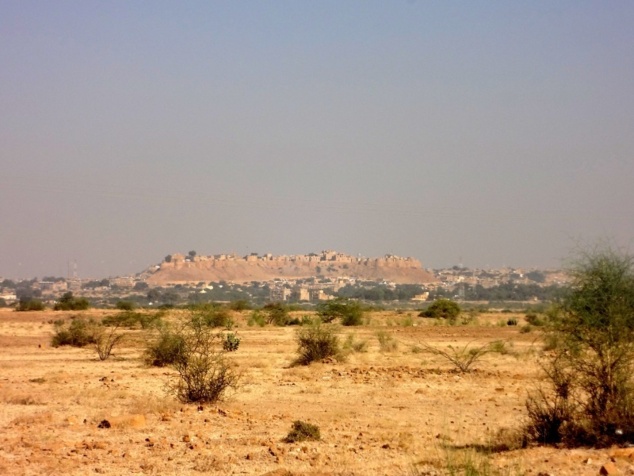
left=0, top=308, right=632, bottom=475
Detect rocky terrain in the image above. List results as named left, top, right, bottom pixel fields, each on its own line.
left=147, top=251, right=436, bottom=286
left=1, top=308, right=632, bottom=475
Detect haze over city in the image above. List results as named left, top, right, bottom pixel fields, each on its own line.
left=1, top=1, right=633, bottom=279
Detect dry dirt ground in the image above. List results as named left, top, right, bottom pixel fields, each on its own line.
left=1, top=308, right=633, bottom=476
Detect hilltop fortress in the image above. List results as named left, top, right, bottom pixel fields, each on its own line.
left=146, top=250, right=435, bottom=285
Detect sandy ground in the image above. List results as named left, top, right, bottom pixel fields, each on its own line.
left=0, top=308, right=632, bottom=476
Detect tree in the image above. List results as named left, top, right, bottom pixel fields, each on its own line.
left=188, top=250, right=197, bottom=259
left=16, top=297, right=45, bottom=312
left=316, top=298, right=364, bottom=325
left=54, top=292, right=90, bottom=311
left=262, top=302, right=290, bottom=325
left=419, top=298, right=461, bottom=322
left=164, top=254, right=172, bottom=263
left=526, top=246, right=634, bottom=446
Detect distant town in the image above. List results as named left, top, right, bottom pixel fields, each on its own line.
left=0, top=250, right=570, bottom=309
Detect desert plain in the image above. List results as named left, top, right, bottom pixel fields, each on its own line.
left=1, top=308, right=633, bottom=475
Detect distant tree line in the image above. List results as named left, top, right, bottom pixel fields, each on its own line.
left=335, top=284, right=424, bottom=301
left=430, top=282, right=565, bottom=302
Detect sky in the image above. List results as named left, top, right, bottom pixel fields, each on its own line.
left=1, top=1, right=633, bottom=279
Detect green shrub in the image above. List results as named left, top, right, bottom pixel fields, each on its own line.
left=115, top=300, right=136, bottom=311
left=222, top=332, right=240, bottom=352
left=294, top=323, right=341, bottom=365
left=144, top=328, right=186, bottom=367
left=283, top=420, right=321, bottom=443
left=103, top=310, right=163, bottom=329
left=507, top=318, right=518, bottom=326
left=525, top=312, right=545, bottom=326
left=53, top=292, right=90, bottom=311
left=190, top=304, right=233, bottom=328
left=16, top=298, right=45, bottom=312
left=262, top=302, right=290, bottom=326
left=316, top=298, right=364, bottom=326
left=420, top=341, right=490, bottom=373
left=247, top=310, right=267, bottom=327
left=419, top=299, right=461, bottom=323
left=228, top=299, right=251, bottom=311
left=525, top=247, right=634, bottom=447
left=51, top=317, right=98, bottom=347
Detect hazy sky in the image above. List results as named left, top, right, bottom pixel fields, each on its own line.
left=1, top=1, right=633, bottom=279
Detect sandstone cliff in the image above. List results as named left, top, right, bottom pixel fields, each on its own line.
left=146, top=251, right=436, bottom=285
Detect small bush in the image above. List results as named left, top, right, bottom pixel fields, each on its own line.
left=316, top=298, right=364, bottom=326
left=420, top=341, right=490, bottom=373
left=343, top=334, right=368, bottom=353
left=54, top=292, right=90, bottom=311
left=525, top=312, right=545, bottom=327
left=16, top=298, right=45, bottom=312
left=190, top=304, right=233, bottom=328
left=524, top=247, right=634, bottom=447
left=507, top=318, right=518, bottom=326
left=400, top=314, right=414, bottom=327
left=171, top=320, right=239, bottom=404
left=519, top=324, right=532, bottom=334
left=262, top=302, right=290, bottom=326
left=228, top=299, right=251, bottom=311
left=144, top=328, right=186, bottom=367
left=115, top=300, right=136, bottom=311
left=419, top=299, right=461, bottom=323
left=94, top=326, right=124, bottom=360
left=247, top=310, right=267, bottom=327
left=489, top=340, right=516, bottom=356
left=294, top=323, right=341, bottom=365
left=283, top=420, right=321, bottom=443
left=51, top=318, right=98, bottom=347
left=376, top=331, right=398, bottom=352
left=222, top=332, right=240, bottom=352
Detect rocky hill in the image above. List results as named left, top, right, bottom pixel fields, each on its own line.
left=146, top=250, right=436, bottom=285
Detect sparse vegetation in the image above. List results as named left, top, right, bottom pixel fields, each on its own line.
left=283, top=420, right=321, bottom=443
left=525, top=246, right=634, bottom=447
left=419, top=299, right=461, bottom=323
left=94, top=324, right=125, bottom=360
left=343, top=333, right=368, bottom=353
left=316, top=298, right=364, bottom=326
left=144, top=327, right=186, bottom=367
left=294, top=323, right=341, bottom=365
left=247, top=309, right=267, bottom=327
left=171, top=319, right=239, bottom=404
left=376, top=330, right=398, bottom=352
left=262, top=302, right=290, bottom=326
left=15, top=298, right=45, bottom=312
left=190, top=303, right=233, bottom=328
left=222, top=332, right=240, bottom=352
left=51, top=317, right=99, bottom=347
left=420, top=341, right=491, bottom=372
left=115, top=300, right=136, bottom=311
left=102, top=310, right=163, bottom=329
left=54, top=292, right=90, bottom=311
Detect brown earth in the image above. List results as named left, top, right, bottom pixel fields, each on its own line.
left=0, top=308, right=631, bottom=475
left=146, top=254, right=436, bottom=285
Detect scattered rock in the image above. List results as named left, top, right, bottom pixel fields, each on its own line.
left=600, top=462, right=619, bottom=475
left=259, top=469, right=294, bottom=476
left=97, top=420, right=111, bottom=429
